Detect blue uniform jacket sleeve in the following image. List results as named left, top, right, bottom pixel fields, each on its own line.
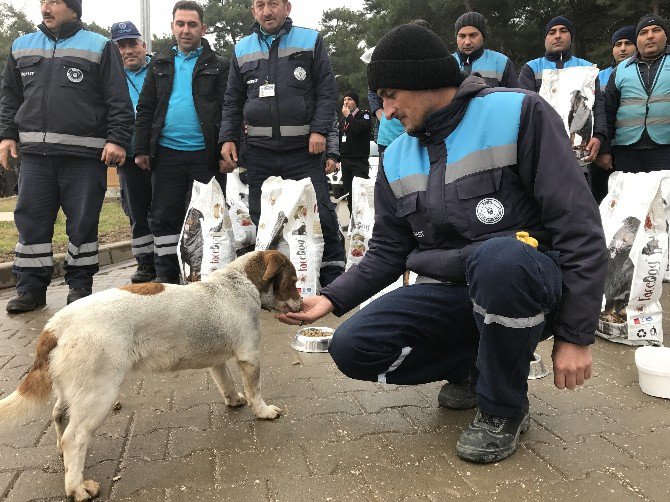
left=309, top=34, right=337, bottom=136
left=517, top=93, right=607, bottom=345
left=518, top=63, right=537, bottom=91
left=320, top=162, right=418, bottom=315
left=501, top=58, right=519, bottom=88
left=99, top=40, right=134, bottom=150
left=0, top=54, right=21, bottom=141
left=219, top=52, right=245, bottom=144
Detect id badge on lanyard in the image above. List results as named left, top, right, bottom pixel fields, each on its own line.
left=260, top=83, right=276, bottom=98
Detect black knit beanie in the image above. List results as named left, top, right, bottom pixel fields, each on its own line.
left=636, top=14, right=668, bottom=38
left=344, top=90, right=360, bottom=107
left=544, top=16, right=574, bottom=38
left=368, top=24, right=464, bottom=92
left=64, top=0, right=82, bottom=19
left=455, top=12, right=487, bottom=39
left=611, top=25, right=636, bottom=45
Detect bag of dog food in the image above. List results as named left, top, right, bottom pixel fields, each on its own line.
left=255, top=177, right=324, bottom=297
left=226, top=169, right=256, bottom=251
left=597, top=171, right=669, bottom=346
left=178, top=178, right=237, bottom=283
left=539, top=66, right=599, bottom=165
left=660, top=177, right=670, bottom=282
left=346, top=176, right=376, bottom=270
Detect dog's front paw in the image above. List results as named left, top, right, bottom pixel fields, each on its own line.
left=72, top=479, right=100, bottom=501
left=225, top=392, right=247, bottom=407
left=255, top=404, right=282, bottom=420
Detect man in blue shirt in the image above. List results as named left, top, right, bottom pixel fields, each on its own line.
left=112, top=21, right=156, bottom=283
left=134, top=1, right=230, bottom=284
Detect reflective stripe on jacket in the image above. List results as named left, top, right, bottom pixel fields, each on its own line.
left=453, top=48, right=518, bottom=88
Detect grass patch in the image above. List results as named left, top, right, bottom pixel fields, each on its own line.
left=0, top=198, right=131, bottom=263
left=0, top=197, right=17, bottom=213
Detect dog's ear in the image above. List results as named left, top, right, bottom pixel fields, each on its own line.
left=262, top=251, right=286, bottom=283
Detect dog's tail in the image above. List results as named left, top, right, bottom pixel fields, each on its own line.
left=0, top=329, right=57, bottom=426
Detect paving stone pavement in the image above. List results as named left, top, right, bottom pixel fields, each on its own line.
left=0, top=261, right=669, bottom=501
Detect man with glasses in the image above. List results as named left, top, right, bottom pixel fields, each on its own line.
left=112, top=21, right=156, bottom=283
left=0, top=0, right=133, bottom=312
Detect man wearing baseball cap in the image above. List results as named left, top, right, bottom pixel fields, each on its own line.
left=0, top=0, right=134, bottom=312
left=278, top=24, right=606, bottom=464
left=112, top=21, right=156, bottom=283
left=453, top=11, right=518, bottom=88
left=602, top=14, right=669, bottom=173
left=519, top=16, right=608, bottom=164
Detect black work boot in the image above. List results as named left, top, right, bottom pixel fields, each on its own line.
left=151, top=275, right=181, bottom=285
left=6, top=291, right=46, bottom=313
left=456, top=404, right=530, bottom=464
left=130, top=263, right=156, bottom=283
left=438, top=375, right=478, bottom=410
left=67, top=287, right=92, bottom=305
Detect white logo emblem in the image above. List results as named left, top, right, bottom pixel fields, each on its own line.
left=475, top=198, right=504, bottom=224
left=294, top=66, right=307, bottom=81
left=118, top=22, right=127, bottom=30
left=66, top=68, right=84, bottom=83
left=364, top=113, right=370, bottom=119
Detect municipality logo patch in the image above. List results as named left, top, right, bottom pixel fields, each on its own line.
left=66, top=68, right=84, bottom=83
left=294, top=66, right=307, bottom=81
left=475, top=198, right=504, bottom=224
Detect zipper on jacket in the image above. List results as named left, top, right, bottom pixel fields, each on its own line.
left=41, top=36, right=59, bottom=153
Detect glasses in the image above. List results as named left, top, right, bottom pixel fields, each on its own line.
left=39, top=0, right=63, bottom=6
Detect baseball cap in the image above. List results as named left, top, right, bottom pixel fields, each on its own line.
left=111, top=21, right=142, bottom=42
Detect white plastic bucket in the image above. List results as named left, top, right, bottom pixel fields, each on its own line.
left=635, top=346, right=670, bottom=399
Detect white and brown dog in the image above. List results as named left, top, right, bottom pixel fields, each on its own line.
left=0, top=251, right=302, bottom=501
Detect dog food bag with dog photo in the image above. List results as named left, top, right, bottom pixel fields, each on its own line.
left=539, top=65, right=598, bottom=166
left=255, top=176, right=325, bottom=297
left=597, top=171, right=670, bottom=346
left=347, top=176, right=376, bottom=270
left=178, top=178, right=237, bottom=283
left=661, top=177, right=670, bottom=283
left=226, top=169, right=257, bottom=251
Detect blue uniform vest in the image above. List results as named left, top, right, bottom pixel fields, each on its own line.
left=613, top=55, right=670, bottom=145
left=598, top=66, right=614, bottom=91
left=453, top=49, right=509, bottom=86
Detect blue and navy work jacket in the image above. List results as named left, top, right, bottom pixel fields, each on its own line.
left=519, top=51, right=595, bottom=92
left=321, top=78, right=608, bottom=347
left=453, top=48, right=519, bottom=88
left=598, top=66, right=614, bottom=91
left=219, top=18, right=337, bottom=151
left=612, top=52, right=670, bottom=146
left=0, top=22, right=133, bottom=159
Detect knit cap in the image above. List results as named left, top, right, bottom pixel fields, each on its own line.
left=63, top=0, right=82, bottom=19
left=455, top=12, right=487, bottom=39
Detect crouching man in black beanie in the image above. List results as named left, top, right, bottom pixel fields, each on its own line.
left=276, top=24, right=607, bottom=464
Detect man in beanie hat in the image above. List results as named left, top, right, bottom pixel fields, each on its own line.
left=339, top=90, right=371, bottom=214
left=0, top=0, right=133, bottom=312
left=278, top=24, right=606, bottom=465
left=519, top=16, right=607, bottom=164
left=587, top=26, right=636, bottom=203
left=453, top=11, right=518, bottom=88
left=601, top=14, right=670, bottom=173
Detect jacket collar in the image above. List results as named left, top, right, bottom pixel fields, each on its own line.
left=410, top=76, right=489, bottom=145
left=251, top=17, right=294, bottom=39
left=626, top=44, right=670, bottom=67
left=544, top=48, right=572, bottom=63
left=456, top=46, right=485, bottom=65
left=38, top=20, right=83, bottom=41
left=155, top=37, right=213, bottom=64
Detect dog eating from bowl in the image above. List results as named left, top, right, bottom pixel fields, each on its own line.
left=0, top=250, right=302, bottom=501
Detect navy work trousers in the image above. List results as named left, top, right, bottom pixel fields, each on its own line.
left=329, top=237, right=563, bottom=417
left=245, top=144, right=346, bottom=286
left=613, top=145, right=670, bottom=173
left=13, top=154, right=107, bottom=293
left=150, top=146, right=214, bottom=279
left=118, top=160, right=154, bottom=266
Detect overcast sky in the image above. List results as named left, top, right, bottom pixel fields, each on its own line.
left=18, top=0, right=364, bottom=37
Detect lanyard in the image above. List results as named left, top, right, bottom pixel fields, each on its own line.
left=125, top=73, right=140, bottom=95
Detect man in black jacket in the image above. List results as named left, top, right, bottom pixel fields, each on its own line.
left=0, top=0, right=134, bottom=312
left=134, top=1, right=229, bottom=284
left=278, top=24, right=606, bottom=465
left=219, top=0, right=345, bottom=287
left=339, top=90, right=371, bottom=215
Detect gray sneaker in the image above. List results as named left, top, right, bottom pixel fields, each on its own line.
left=438, top=377, right=477, bottom=410
left=456, top=405, right=530, bottom=464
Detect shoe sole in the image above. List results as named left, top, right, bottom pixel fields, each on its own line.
left=130, top=276, right=155, bottom=283
left=456, top=413, right=531, bottom=464
left=6, top=302, right=46, bottom=314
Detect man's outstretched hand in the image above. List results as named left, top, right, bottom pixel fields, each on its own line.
left=552, top=339, right=592, bottom=390
left=275, top=295, right=334, bottom=326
